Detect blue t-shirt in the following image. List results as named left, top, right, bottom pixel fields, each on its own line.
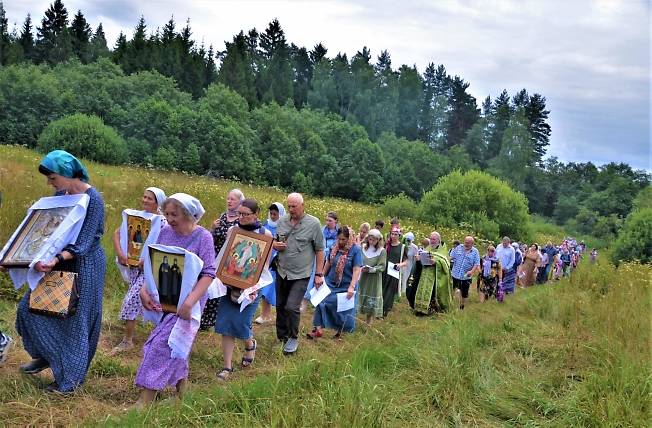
left=325, top=244, right=363, bottom=288
left=543, top=245, right=558, bottom=262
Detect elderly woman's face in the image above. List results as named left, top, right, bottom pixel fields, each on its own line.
left=141, top=190, right=158, bottom=213
left=45, top=172, right=69, bottom=192
left=226, top=192, right=240, bottom=210
left=164, top=201, right=193, bottom=233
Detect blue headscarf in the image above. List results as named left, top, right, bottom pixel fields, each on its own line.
left=40, top=150, right=89, bottom=183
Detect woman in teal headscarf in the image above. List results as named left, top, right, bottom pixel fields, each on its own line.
left=14, top=150, right=106, bottom=394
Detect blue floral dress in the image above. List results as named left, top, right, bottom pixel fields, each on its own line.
left=15, top=187, right=106, bottom=392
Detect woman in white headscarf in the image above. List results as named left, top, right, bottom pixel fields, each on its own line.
left=132, top=193, right=216, bottom=407
left=112, top=187, right=166, bottom=351
left=255, top=202, right=286, bottom=324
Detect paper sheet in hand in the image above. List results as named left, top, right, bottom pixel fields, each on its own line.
left=336, top=292, right=355, bottom=312
left=309, top=284, right=331, bottom=306
left=386, top=262, right=400, bottom=279
left=419, top=251, right=434, bottom=266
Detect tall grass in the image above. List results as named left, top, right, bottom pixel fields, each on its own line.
left=0, top=146, right=649, bottom=426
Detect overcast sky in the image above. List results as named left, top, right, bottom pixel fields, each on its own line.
left=5, top=0, right=651, bottom=172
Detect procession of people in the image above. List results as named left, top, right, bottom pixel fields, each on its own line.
left=0, top=150, right=590, bottom=407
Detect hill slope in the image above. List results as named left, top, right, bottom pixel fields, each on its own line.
left=0, top=146, right=648, bottom=426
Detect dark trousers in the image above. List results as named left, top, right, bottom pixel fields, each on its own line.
left=275, top=275, right=309, bottom=340
left=537, top=265, right=549, bottom=283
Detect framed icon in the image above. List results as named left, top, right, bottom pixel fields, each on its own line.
left=0, top=206, right=74, bottom=267
left=126, top=214, right=153, bottom=267
left=149, top=247, right=185, bottom=313
left=217, top=228, right=273, bottom=289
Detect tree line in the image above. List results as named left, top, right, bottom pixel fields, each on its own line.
left=0, top=1, right=649, bottom=242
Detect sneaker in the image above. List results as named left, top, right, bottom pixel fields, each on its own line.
left=283, top=338, right=298, bottom=354
left=0, top=334, right=13, bottom=364
left=20, top=358, right=50, bottom=374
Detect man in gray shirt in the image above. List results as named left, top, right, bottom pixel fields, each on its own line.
left=272, top=193, right=324, bottom=354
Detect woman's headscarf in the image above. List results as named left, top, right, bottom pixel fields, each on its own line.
left=329, top=226, right=356, bottom=285
left=266, top=202, right=286, bottom=228
left=146, top=187, right=166, bottom=209
left=385, top=226, right=401, bottom=250
left=40, top=150, right=89, bottom=183
left=169, top=193, right=205, bottom=222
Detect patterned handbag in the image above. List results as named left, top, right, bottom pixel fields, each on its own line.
left=29, top=270, right=80, bottom=319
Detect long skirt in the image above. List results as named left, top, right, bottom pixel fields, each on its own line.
left=313, top=283, right=356, bottom=333
left=502, top=268, right=517, bottom=294
left=119, top=267, right=145, bottom=321
left=382, top=273, right=399, bottom=317
left=135, top=296, right=206, bottom=390
left=357, top=272, right=383, bottom=317
left=15, top=246, right=106, bottom=392
left=259, top=271, right=277, bottom=306
left=214, top=292, right=262, bottom=340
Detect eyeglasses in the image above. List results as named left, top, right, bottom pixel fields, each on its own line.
left=236, top=211, right=253, bottom=218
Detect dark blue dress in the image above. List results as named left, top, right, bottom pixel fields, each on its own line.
left=312, top=245, right=363, bottom=333
left=15, top=187, right=106, bottom=392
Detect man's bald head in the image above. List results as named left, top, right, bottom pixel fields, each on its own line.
left=287, top=193, right=305, bottom=219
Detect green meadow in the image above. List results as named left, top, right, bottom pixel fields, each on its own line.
left=0, top=146, right=649, bottom=426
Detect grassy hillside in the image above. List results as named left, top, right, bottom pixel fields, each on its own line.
left=0, top=146, right=649, bottom=426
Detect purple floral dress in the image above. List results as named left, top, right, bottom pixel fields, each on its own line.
left=134, top=225, right=216, bottom=390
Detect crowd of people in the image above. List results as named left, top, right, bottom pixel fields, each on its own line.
left=0, top=149, right=593, bottom=407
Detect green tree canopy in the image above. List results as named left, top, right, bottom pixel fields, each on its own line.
left=417, top=169, right=531, bottom=241
left=610, top=208, right=652, bottom=266
left=37, top=113, right=129, bottom=164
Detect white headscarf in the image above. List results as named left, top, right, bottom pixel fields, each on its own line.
left=266, top=202, right=286, bottom=228
left=169, top=193, right=205, bottom=222
left=146, top=187, right=166, bottom=209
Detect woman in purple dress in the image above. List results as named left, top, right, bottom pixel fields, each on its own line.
left=132, top=194, right=216, bottom=407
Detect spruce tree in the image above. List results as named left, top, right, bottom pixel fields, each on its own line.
left=0, top=1, right=9, bottom=65
left=35, top=0, right=72, bottom=65
left=69, top=10, right=91, bottom=63
left=89, top=23, right=109, bottom=61
left=19, top=14, right=35, bottom=62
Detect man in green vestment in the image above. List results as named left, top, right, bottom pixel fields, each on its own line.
left=407, top=231, right=452, bottom=314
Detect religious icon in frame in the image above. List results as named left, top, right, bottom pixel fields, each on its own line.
left=217, top=228, right=273, bottom=290
left=126, top=214, right=152, bottom=267
left=149, top=247, right=185, bottom=313
left=0, top=206, right=74, bottom=267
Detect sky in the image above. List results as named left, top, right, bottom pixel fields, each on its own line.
left=5, top=0, right=651, bottom=172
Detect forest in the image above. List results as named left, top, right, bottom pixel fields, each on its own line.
left=0, top=1, right=650, bottom=242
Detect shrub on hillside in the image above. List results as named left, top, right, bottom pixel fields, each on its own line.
left=37, top=114, right=129, bottom=165
left=380, top=193, right=418, bottom=219
left=417, top=170, right=532, bottom=242
left=610, top=208, right=652, bottom=266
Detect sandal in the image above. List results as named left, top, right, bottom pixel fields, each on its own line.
left=216, top=367, right=233, bottom=381
left=241, top=339, right=256, bottom=368
left=254, top=317, right=271, bottom=324
left=113, top=341, right=133, bottom=351
left=307, top=328, right=323, bottom=339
